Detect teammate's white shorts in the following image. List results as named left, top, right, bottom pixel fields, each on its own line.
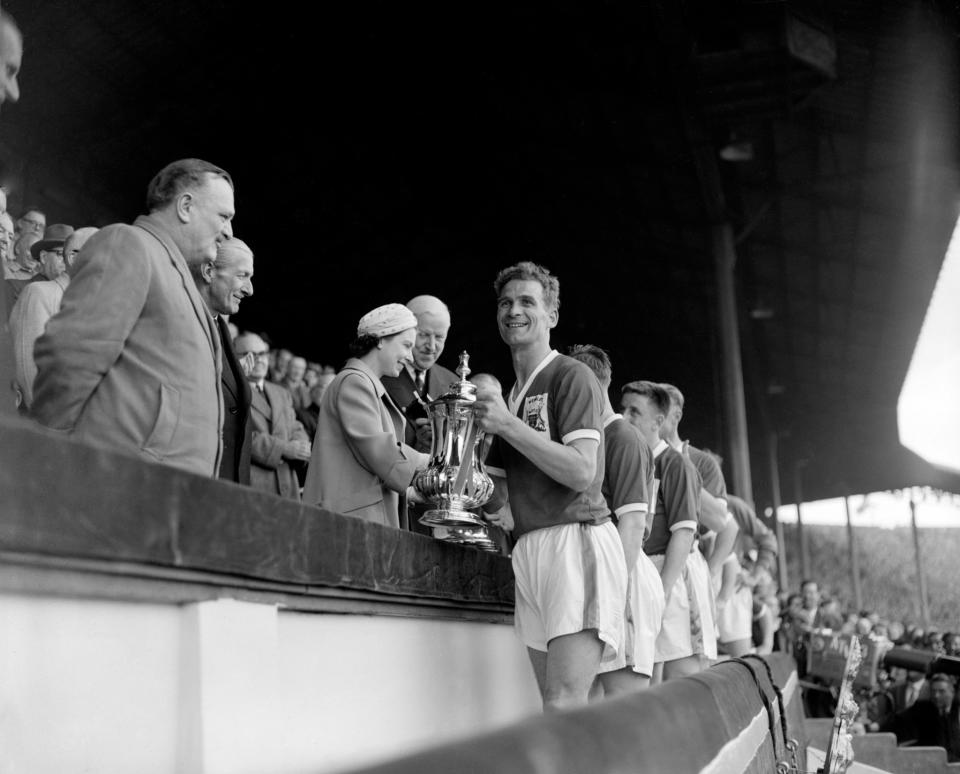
left=601, top=551, right=664, bottom=676
left=513, top=520, right=627, bottom=663
left=718, top=585, right=754, bottom=643
left=650, top=549, right=718, bottom=662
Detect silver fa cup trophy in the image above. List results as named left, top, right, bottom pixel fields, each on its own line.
left=414, top=351, right=499, bottom=552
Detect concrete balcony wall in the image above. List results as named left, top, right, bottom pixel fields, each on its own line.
left=0, top=418, right=538, bottom=773
left=0, top=592, right=538, bottom=774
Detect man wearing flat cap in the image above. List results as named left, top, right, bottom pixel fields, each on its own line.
left=10, top=227, right=97, bottom=410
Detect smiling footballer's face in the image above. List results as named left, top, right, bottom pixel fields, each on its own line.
left=497, top=278, right=557, bottom=349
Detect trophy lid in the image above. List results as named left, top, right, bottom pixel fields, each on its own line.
left=434, top=351, right=477, bottom=403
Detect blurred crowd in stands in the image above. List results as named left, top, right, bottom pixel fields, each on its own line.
left=774, top=575, right=960, bottom=760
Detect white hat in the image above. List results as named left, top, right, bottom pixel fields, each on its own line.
left=357, top=303, right=418, bottom=338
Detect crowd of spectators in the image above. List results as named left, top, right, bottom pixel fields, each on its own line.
left=771, top=575, right=960, bottom=761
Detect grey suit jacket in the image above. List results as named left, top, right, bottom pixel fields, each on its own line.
left=32, top=215, right=223, bottom=476
left=249, top=380, right=307, bottom=499
left=302, top=358, right=427, bottom=527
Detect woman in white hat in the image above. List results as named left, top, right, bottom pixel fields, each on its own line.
left=302, top=303, right=428, bottom=527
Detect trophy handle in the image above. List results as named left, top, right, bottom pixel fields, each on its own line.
left=450, top=422, right=479, bottom=495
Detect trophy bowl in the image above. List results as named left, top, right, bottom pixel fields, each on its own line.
left=414, top=352, right=496, bottom=535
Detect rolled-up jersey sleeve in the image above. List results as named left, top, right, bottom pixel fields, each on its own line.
left=555, top=362, right=603, bottom=446
left=604, top=421, right=651, bottom=517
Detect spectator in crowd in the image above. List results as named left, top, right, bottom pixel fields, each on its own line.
left=11, top=227, right=97, bottom=409
left=15, top=208, right=46, bottom=240
left=189, top=236, right=254, bottom=485
left=0, top=211, right=16, bottom=289
left=4, top=231, right=41, bottom=308
left=880, top=673, right=960, bottom=762
left=270, top=348, right=292, bottom=383
left=621, top=380, right=714, bottom=681
left=295, top=371, right=336, bottom=442
left=234, top=332, right=310, bottom=499
left=303, top=363, right=318, bottom=389
left=282, top=355, right=309, bottom=409
left=799, top=579, right=822, bottom=628
left=892, top=662, right=930, bottom=712
left=382, top=294, right=457, bottom=531
left=26, top=224, right=73, bottom=283
left=302, top=303, right=428, bottom=526
left=569, top=344, right=663, bottom=694
left=475, top=262, right=626, bottom=711
left=945, top=632, right=960, bottom=657
left=0, top=11, right=22, bottom=112
left=32, top=158, right=236, bottom=476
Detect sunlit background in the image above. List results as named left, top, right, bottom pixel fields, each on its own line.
left=897, top=213, right=960, bottom=474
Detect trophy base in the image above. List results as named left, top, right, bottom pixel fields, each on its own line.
left=433, top=525, right=501, bottom=553
left=419, top=508, right=484, bottom=528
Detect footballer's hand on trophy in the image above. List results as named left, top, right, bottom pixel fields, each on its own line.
left=474, top=386, right=513, bottom=434
left=413, top=418, right=432, bottom=452
left=485, top=504, right=514, bottom=532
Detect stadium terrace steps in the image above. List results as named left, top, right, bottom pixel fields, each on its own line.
left=805, top=717, right=955, bottom=774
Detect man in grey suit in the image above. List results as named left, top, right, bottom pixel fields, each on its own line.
left=382, top=294, right=457, bottom=531
left=234, top=332, right=310, bottom=500
left=33, top=159, right=235, bottom=476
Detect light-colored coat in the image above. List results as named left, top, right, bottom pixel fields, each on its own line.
left=32, top=215, right=223, bottom=476
left=303, top=358, right=426, bottom=527
left=248, top=380, right=307, bottom=499
left=9, top=274, right=68, bottom=408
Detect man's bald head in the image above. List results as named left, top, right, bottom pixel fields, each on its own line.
left=64, top=227, right=99, bottom=276
left=407, top=294, right=450, bottom=320
left=406, top=295, right=451, bottom=371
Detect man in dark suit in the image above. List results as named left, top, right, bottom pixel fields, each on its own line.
left=880, top=673, right=960, bottom=762
left=189, top=237, right=254, bottom=484
left=382, top=295, right=457, bottom=532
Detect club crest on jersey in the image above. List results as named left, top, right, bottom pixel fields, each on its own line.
left=524, top=393, right=549, bottom=433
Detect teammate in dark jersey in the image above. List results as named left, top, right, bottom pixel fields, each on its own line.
left=621, top=380, right=715, bottom=681
left=659, top=383, right=738, bottom=580
left=569, top=345, right=663, bottom=693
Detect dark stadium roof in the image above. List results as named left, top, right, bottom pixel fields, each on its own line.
left=3, top=0, right=959, bottom=507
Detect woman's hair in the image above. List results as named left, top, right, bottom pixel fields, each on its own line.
left=348, top=334, right=381, bottom=357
